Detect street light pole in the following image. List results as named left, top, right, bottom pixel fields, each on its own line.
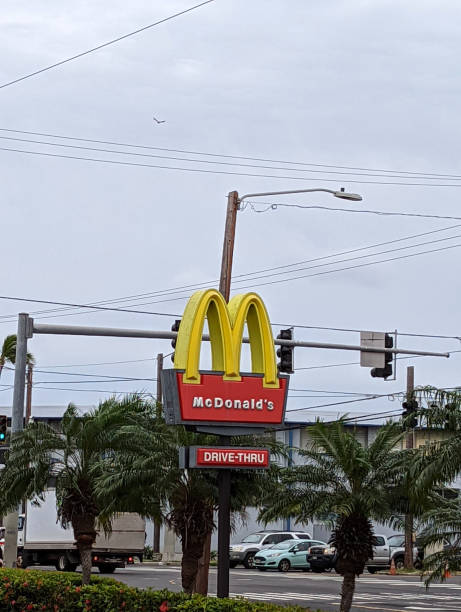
left=215, top=185, right=363, bottom=598
left=219, top=191, right=239, bottom=301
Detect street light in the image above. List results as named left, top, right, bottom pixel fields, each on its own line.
left=238, top=187, right=362, bottom=207
left=219, top=186, right=363, bottom=301
left=216, top=183, right=363, bottom=598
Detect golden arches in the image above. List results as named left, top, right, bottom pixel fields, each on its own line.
left=173, top=289, right=279, bottom=388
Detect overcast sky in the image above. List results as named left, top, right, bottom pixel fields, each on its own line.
left=1, top=0, right=461, bottom=421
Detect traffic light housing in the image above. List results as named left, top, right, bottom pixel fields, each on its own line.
left=170, top=319, right=181, bottom=363
left=402, top=399, right=418, bottom=428
left=370, top=333, right=394, bottom=379
left=276, top=328, right=294, bottom=374
left=444, top=402, right=457, bottom=430
left=0, top=415, right=7, bottom=443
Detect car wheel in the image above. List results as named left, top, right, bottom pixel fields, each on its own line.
left=243, top=553, right=255, bottom=569
left=367, top=567, right=377, bottom=574
left=278, top=559, right=291, bottom=572
left=229, top=561, right=238, bottom=569
left=394, top=557, right=404, bottom=570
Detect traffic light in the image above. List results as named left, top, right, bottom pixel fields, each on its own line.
left=170, top=320, right=181, bottom=363
left=0, top=415, right=7, bottom=443
left=276, top=328, right=294, bottom=374
left=444, top=402, right=457, bottom=430
left=402, top=399, right=418, bottom=428
left=370, top=333, right=394, bottom=379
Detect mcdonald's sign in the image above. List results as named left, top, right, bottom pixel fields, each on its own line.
left=162, top=289, right=289, bottom=428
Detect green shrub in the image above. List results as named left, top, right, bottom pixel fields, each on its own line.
left=0, top=568, right=318, bottom=611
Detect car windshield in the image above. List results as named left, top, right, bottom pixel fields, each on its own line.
left=241, top=534, right=264, bottom=543
left=388, top=535, right=404, bottom=547
left=268, top=540, right=297, bottom=550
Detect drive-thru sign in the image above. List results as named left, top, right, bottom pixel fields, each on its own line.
left=180, top=446, right=270, bottom=469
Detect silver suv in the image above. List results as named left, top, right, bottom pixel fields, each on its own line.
left=229, top=530, right=312, bottom=568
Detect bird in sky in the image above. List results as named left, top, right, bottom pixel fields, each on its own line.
left=153, top=116, right=166, bottom=124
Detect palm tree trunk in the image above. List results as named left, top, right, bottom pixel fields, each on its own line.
left=181, top=534, right=205, bottom=593
left=72, top=515, right=97, bottom=586
left=79, top=545, right=93, bottom=585
left=194, top=531, right=212, bottom=595
left=340, top=572, right=356, bottom=612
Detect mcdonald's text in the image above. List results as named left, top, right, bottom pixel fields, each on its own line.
left=176, top=372, right=288, bottom=425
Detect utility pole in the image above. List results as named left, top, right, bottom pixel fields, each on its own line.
left=4, top=313, right=30, bottom=568
left=216, top=190, right=239, bottom=598
left=219, top=191, right=239, bottom=302
left=404, top=366, right=414, bottom=570
left=153, top=353, right=163, bottom=555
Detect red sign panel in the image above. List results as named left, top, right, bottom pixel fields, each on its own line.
left=195, top=447, right=269, bottom=468
left=175, top=372, right=288, bottom=425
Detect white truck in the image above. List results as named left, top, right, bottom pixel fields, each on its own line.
left=2, top=491, right=145, bottom=574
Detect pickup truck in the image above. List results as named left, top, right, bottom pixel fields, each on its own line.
left=307, top=533, right=418, bottom=574
left=366, top=534, right=418, bottom=573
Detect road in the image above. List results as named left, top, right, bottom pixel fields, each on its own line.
left=109, top=565, right=461, bottom=612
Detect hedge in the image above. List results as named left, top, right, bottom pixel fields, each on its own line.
left=0, top=569, right=318, bottom=611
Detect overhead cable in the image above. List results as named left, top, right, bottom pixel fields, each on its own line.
left=245, top=201, right=461, bottom=222
left=1, top=222, right=457, bottom=323
left=2, top=145, right=461, bottom=187
left=0, top=1, right=216, bottom=89
left=2, top=135, right=461, bottom=183
left=1, top=127, right=460, bottom=179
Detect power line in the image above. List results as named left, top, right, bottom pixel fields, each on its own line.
left=0, top=294, right=180, bottom=317
left=2, top=127, right=461, bottom=179
left=4, top=364, right=155, bottom=381
left=0, top=1, right=216, bottom=90
left=2, top=135, right=461, bottom=183
left=294, top=349, right=461, bottom=371
left=289, top=387, right=377, bottom=396
left=230, top=241, right=461, bottom=292
left=208, top=233, right=461, bottom=286
left=34, top=379, right=155, bottom=384
left=285, top=394, right=393, bottom=413
left=31, top=386, right=154, bottom=394
left=37, top=357, right=156, bottom=368
left=0, top=223, right=458, bottom=324
left=272, top=408, right=403, bottom=433
left=246, top=201, right=461, bottom=222
left=2, top=145, right=461, bottom=187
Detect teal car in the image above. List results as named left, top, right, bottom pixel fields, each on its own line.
left=254, top=539, right=327, bottom=572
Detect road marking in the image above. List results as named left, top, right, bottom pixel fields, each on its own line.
left=353, top=606, right=407, bottom=612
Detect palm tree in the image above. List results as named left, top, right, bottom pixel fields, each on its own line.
left=259, top=420, right=406, bottom=612
left=418, top=497, right=461, bottom=583
left=96, top=405, right=286, bottom=594
left=0, top=394, right=147, bottom=584
left=0, top=334, right=35, bottom=380
left=408, top=387, right=461, bottom=582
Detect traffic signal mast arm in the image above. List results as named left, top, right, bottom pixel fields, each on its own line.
left=31, top=321, right=449, bottom=359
